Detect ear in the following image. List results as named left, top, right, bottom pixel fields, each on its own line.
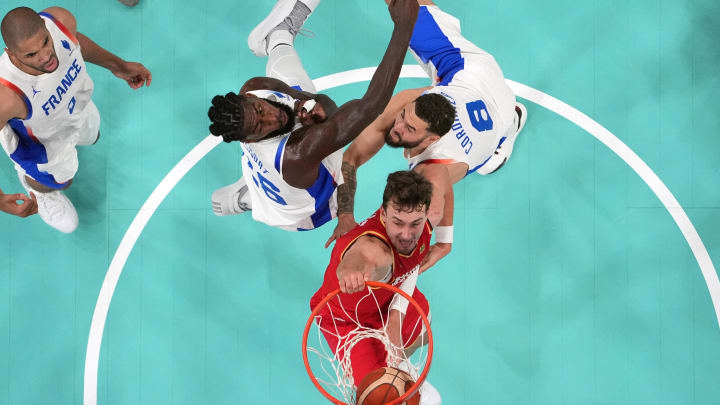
left=420, top=134, right=440, bottom=149
left=380, top=207, right=387, bottom=223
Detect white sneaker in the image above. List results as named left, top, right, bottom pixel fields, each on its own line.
left=477, top=102, right=527, bottom=175
left=18, top=174, right=78, bottom=233
left=418, top=379, right=442, bottom=405
left=395, top=359, right=441, bottom=404
left=211, top=177, right=252, bottom=216
left=248, top=0, right=319, bottom=57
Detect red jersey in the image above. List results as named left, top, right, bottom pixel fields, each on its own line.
left=310, top=208, right=433, bottom=320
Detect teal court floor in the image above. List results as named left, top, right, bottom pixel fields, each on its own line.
left=1, top=0, right=720, bottom=404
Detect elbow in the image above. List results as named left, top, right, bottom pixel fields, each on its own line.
left=357, top=96, right=387, bottom=119
left=427, top=207, right=444, bottom=228
left=342, top=148, right=360, bottom=168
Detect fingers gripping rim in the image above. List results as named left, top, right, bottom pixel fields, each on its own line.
left=302, top=281, right=434, bottom=405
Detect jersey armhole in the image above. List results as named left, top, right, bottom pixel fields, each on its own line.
left=340, top=232, right=395, bottom=282
left=0, top=77, right=32, bottom=120
left=38, top=12, right=79, bottom=45
left=339, top=231, right=392, bottom=262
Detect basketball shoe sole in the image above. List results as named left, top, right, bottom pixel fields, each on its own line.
left=211, top=177, right=252, bottom=216
left=481, top=102, right=527, bottom=175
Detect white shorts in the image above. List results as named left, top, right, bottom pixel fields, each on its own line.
left=1, top=100, right=100, bottom=188
left=405, top=6, right=518, bottom=173
left=409, top=6, right=516, bottom=125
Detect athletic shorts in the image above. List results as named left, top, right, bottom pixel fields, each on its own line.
left=0, top=100, right=100, bottom=189
left=406, top=6, right=518, bottom=173
left=315, top=288, right=430, bottom=386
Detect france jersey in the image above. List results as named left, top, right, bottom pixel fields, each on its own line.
left=0, top=12, right=97, bottom=189
left=404, top=5, right=519, bottom=175
left=241, top=90, right=344, bottom=231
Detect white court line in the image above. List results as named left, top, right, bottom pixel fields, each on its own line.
left=83, top=65, right=720, bottom=405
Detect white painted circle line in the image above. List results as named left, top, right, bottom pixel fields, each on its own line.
left=83, top=65, right=720, bottom=405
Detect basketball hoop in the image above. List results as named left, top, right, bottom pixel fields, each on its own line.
left=302, top=281, right=433, bottom=405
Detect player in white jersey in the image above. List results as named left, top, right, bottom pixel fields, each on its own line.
left=209, top=0, right=419, bottom=231
left=0, top=6, right=151, bottom=232
left=327, top=0, right=528, bottom=270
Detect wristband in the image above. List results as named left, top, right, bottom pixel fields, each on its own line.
left=435, top=226, right=453, bottom=244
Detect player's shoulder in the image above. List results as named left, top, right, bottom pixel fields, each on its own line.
left=341, top=232, right=393, bottom=267
left=0, top=85, right=27, bottom=122
left=386, top=87, right=431, bottom=112
left=41, top=7, right=78, bottom=35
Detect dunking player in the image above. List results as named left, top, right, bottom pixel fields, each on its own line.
left=327, top=0, right=528, bottom=271
left=208, top=0, right=418, bottom=231
left=311, top=171, right=441, bottom=405
left=0, top=6, right=151, bottom=232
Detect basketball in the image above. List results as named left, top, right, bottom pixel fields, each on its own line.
left=356, top=367, right=420, bottom=405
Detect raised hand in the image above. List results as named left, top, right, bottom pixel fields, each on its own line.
left=338, top=266, right=372, bottom=294
left=388, top=0, right=420, bottom=27
left=113, top=61, right=152, bottom=89
left=325, top=214, right=358, bottom=248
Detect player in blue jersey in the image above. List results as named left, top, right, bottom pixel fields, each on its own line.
left=208, top=0, right=421, bottom=231
left=0, top=6, right=151, bottom=232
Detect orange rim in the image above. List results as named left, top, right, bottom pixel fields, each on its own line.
left=302, top=281, right=433, bottom=405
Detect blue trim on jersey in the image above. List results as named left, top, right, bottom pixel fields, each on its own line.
left=8, top=119, right=67, bottom=189
left=20, top=94, right=32, bottom=120
left=466, top=137, right=508, bottom=175
left=291, top=85, right=303, bottom=91
left=466, top=155, right=493, bottom=176
left=274, top=136, right=289, bottom=172
left=298, top=164, right=336, bottom=230
left=410, top=7, right=465, bottom=86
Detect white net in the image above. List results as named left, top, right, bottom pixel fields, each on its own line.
left=305, top=285, right=430, bottom=405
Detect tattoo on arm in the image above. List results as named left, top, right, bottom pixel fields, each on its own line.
left=337, top=162, right=357, bottom=215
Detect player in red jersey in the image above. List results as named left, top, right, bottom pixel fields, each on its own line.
left=310, top=170, right=441, bottom=404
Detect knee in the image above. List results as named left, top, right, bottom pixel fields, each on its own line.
left=26, top=176, right=73, bottom=193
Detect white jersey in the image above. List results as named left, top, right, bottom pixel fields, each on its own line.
left=0, top=12, right=95, bottom=187
left=405, top=6, right=518, bottom=175
left=241, top=90, right=343, bottom=231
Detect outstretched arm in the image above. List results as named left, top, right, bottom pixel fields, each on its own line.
left=282, top=0, right=420, bottom=189
left=43, top=6, right=152, bottom=89
left=325, top=87, right=429, bottom=248
left=337, top=236, right=394, bottom=294
left=415, top=163, right=454, bottom=273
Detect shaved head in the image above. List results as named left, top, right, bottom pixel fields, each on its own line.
left=1, top=7, right=44, bottom=51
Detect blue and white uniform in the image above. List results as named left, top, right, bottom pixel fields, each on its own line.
left=0, top=12, right=98, bottom=189
left=241, top=90, right=343, bottom=231
left=405, top=5, right=518, bottom=175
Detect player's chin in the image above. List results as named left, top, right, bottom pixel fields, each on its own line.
left=397, top=241, right=415, bottom=254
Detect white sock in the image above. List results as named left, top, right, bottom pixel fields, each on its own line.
left=266, top=31, right=316, bottom=93
left=299, top=0, right=321, bottom=11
